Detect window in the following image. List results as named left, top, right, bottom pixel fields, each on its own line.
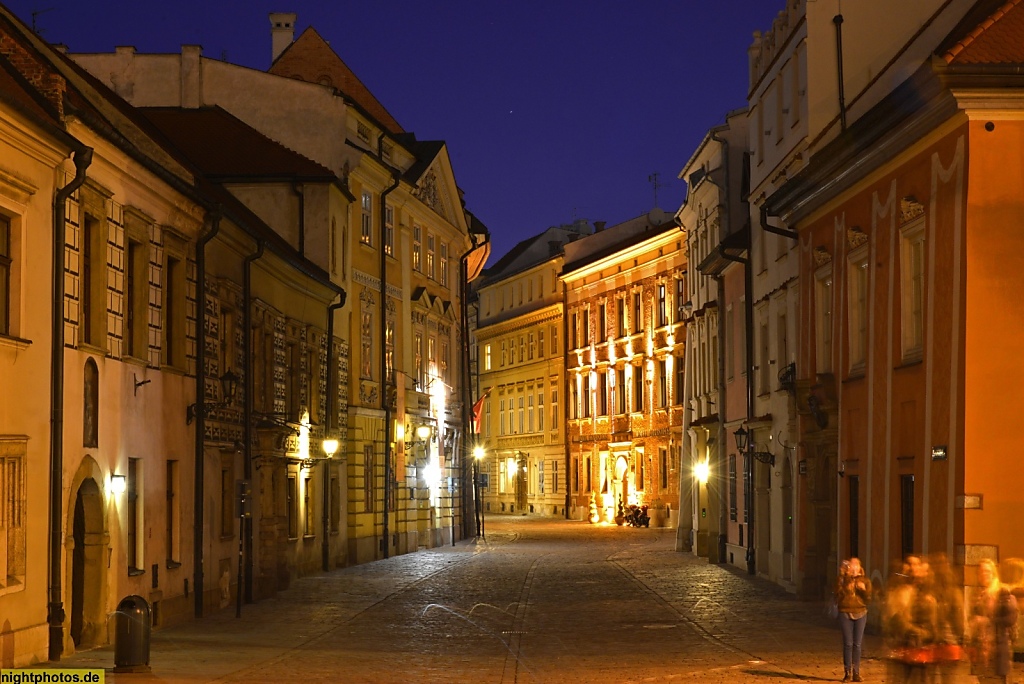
left=304, top=476, right=314, bottom=536
left=125, top=239, right=147, bottom=358
left=360, top=192, right=372, bottom=245
left=499, top=398, right=506, bottom=436
left=428, top=336, right=436, bottom=378
left=287, top=473, right=298, bottom=538
left=633, top=292, right=642, bottom=333
left=166, top=460, right=178, bottom=563
left=426, top=234, right=436, bottom=280
left=0, top=214, right=9, bottom=335
left=440, top=340, right=449, bottom=383
left=617, top=297, right=626, bottom=337
left=571, top=311, right=578, bottom=349
left=538, top=390, right=545, bottom=432
left=360, top=309, right=373, bottom=380
left=528, top=332, right=535, bottom=360
left=81, top=215, right=104, bottom=347
left=676, top=277, right=687, bottom=323
left=484, top=343, right=491, bottom=371
left=519, top=336, right=525, bottom=364
left=659, top=447, right=668, bottom=489
left=848, top=250, right=869, bottom=371
left=598, top=303, right=607, bottom=341
left=128, top=458, right=141, bottom=570
left=500, top=341, right=507, bottom=367
left=440, top=243, right=448, bottom=287
left=726, top=306, right=735, bottom=380
left=616, top=368, right=627, bottom=414
left=384, top=204, right=394, bottom=256
left=363, top=446, right=375, bottom=513
left=538, top=330, right=545, bottom=358
left=729, top=455, right=737, bottom=520
left=901, top=220, right=925, bottom=360
left=385, top=318, right=395, bottom=383
left=413, top=225, right=422, bottom=271
left=528, top=393, right=535, bottom=432
left=582, top=375, right=591, bottom=418
left=657, top=359, right=667, bottom=407
left=83, top=359, right=99, bottom=448
left=163, top=254, right=183, bottom=368
left=485, top=398, right=492, bottom=437
left=582, top=309, right=590, bottom=346
left=538, top=461, right=545, bottom=494
left=415, top=332, right=424, bottom=387
left=815, top=269, right=833, bottom=374
left=633, top=365, right=644, bottom=412
left=550, top=386, right=558, bottom=430
left=675, top=353, right=685, bottom=405
left=598, top=372, right=608, bottom=416
left=570, top=381, right=578, bottom=420
left=658, top=284, right=667, bottom=327
left=518, top=395, right=525, bottom=434
left=551, top=325, right=558, bottom=355
left=0, top=446, right=26, bottom=586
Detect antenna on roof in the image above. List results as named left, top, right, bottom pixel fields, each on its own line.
left=31, top=7, right=54, bottom=36
left=648, top=172, right=668, bottom=209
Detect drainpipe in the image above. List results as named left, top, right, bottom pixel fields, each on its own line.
left=194, top=211, right=222, bottom=618
left=323, top=294, right=345, bottom=572
left=291, top=182, right=305, bottom=257
left=715, top=275, right=729, bottom=564
left=242, top=239, right=264, bottom=604
left=379, top=167, right=400, bottom=558
left=562, top=279, right=571, bottom=519
left=834, top=13, right=847, bottom=132
left=48, top=145, right=92, bottom=662
left=761, top=205, right=798, bottom=241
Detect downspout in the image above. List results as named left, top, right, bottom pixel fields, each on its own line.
left=48, top=145, right=92, bottom=662
left=379, top=168, right=400, bottom=558
left=194, top=211, right=222, bottom=618
left=834, top=12, right=848, bottom=132
left=291, top=182, right=305, bottom=257
left=761, top=205, right=798, bottom=241
left=458, top=236, right=483, bottom=540
left=323, top=295, right=345, bottom=571
left=242, top=239, right=264, bottom=604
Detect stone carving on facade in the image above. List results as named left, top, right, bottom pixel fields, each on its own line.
left=416, top=170, right=444, bottom=217
left=359, top=383, right=378, bottom=405
left=900, top=196, right=925, bottom=224
left=359, top=286, right=375, bottom=309
left=847, top=226, right=868, bottom=250
left=813, top=245, right=832, bottom=267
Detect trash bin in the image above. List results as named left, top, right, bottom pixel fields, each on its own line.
left=114, top=595, right=151, bottom=673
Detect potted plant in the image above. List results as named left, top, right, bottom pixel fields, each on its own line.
left=615, top=497, right=625, bottom=526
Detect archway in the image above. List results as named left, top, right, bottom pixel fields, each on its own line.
left=69, top=477, right=106, bottom=650
left=612, top=455, right=629, bottom=513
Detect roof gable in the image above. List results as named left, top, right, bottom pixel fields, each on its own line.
left=269, top=26, right=403, bottom=135
left=943, top=0, right=1024, bottom=64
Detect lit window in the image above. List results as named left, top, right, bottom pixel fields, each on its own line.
left=440, top=243, right=448, bottom=287
left=384, top=205, right=394, bottom=256
left=426, top=234, right=435, bottom=279
left=413, top=226, right=422, bottom=271
left=360, top=191, right=373, bottom=245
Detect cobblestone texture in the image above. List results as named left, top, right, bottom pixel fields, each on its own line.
left=29, top=517, right=991, bottom=683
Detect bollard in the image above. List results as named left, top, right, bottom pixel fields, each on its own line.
left=113, top=595, right=152, bottom=673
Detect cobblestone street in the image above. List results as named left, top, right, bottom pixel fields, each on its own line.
left=44, top=517, right=909, bottom=683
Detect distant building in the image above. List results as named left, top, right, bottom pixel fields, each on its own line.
left=561, top=211, right=686, bottom=527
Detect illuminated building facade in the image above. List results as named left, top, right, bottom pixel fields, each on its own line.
left=562, top=212, right=686, bottom=526
left=474, top=224, right=582, bottom=517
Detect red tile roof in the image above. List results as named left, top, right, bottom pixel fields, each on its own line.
left=269, top=27, right=403, bottom=135
left=943, top=0, right=1024, bottom=64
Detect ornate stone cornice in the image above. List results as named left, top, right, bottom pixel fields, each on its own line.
left=900, top=196, right=925, bottom=224
left=847, top=227, right=868, bottom=250
left=813, top=245, right=832, bottom=267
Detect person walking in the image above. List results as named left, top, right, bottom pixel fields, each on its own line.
left=836, top=557, right=873, bottom=682
left=970, top=558, right=1019, bottom=684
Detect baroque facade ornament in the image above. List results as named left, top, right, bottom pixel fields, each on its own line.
left=900, top=196, right=925, bottom=224
left=847, top=226, right=868, bottom=250
left=416, top=170, right=444, bottom=217
left=813, top=245, right=832, bottom=266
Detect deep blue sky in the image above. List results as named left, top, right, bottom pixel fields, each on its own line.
left=6, top=0, right=780, bottom=260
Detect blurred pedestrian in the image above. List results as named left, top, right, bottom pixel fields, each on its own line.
left=836, top=557, right=872, bottom=682
left=970, top=558, right=1019, bottom=683
left=930, top=553, right=964, bottom=683
left=891, top=556, right=938, bottom=684
left=884, top=560, right=915, bottom=684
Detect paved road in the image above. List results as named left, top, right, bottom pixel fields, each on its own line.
left=40, top=516, right=918, bottom=683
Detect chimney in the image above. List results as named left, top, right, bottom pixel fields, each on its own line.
left=270, top=12, right=297, bottom=63
left=594, top=221, right=606, bottom=232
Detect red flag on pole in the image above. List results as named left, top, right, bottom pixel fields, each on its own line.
left=471, top=388, right=491, bottom=434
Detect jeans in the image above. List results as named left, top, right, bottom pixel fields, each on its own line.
left=839, top=611, right=867, bottom=673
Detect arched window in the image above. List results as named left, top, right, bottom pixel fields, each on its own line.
left=83, top=358, right=99, bottom=447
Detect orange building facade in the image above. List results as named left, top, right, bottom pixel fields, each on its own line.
left=768, top=7, right=1024, bottom=596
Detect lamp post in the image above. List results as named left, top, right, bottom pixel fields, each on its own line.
left=734, top=425, right=774, bottom=576
left=473, top=446, right=484, bottom=539
left=321, top=436, right=339, bottom=572
left=186, top=369, right=239, bottom=424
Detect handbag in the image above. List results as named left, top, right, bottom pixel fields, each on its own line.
left=827, top=596, right=839, bottom=619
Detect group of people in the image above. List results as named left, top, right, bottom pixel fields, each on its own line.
left=832, top=554, right=1022, bottom=683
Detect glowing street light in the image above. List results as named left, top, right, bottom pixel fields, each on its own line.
left=694, top=459, right=710, bottom=485
left=322, top=438, right=339, bottom=458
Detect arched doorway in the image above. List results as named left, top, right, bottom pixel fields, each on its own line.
left=68, top=477, right=106, bottom=650
left=612, top=455, right=629, bottom=512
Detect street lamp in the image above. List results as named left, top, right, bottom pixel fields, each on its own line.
left=186, top=369, right=240, bottom=424
left=321, top=435, right=339, bottom=573
left=733, top=424, right=773, bottom=577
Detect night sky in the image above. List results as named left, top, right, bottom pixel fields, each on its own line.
left=5, top=0, right=781, bottom=260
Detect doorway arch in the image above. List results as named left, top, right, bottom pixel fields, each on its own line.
left=66, top=457, right=109, bottom=652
